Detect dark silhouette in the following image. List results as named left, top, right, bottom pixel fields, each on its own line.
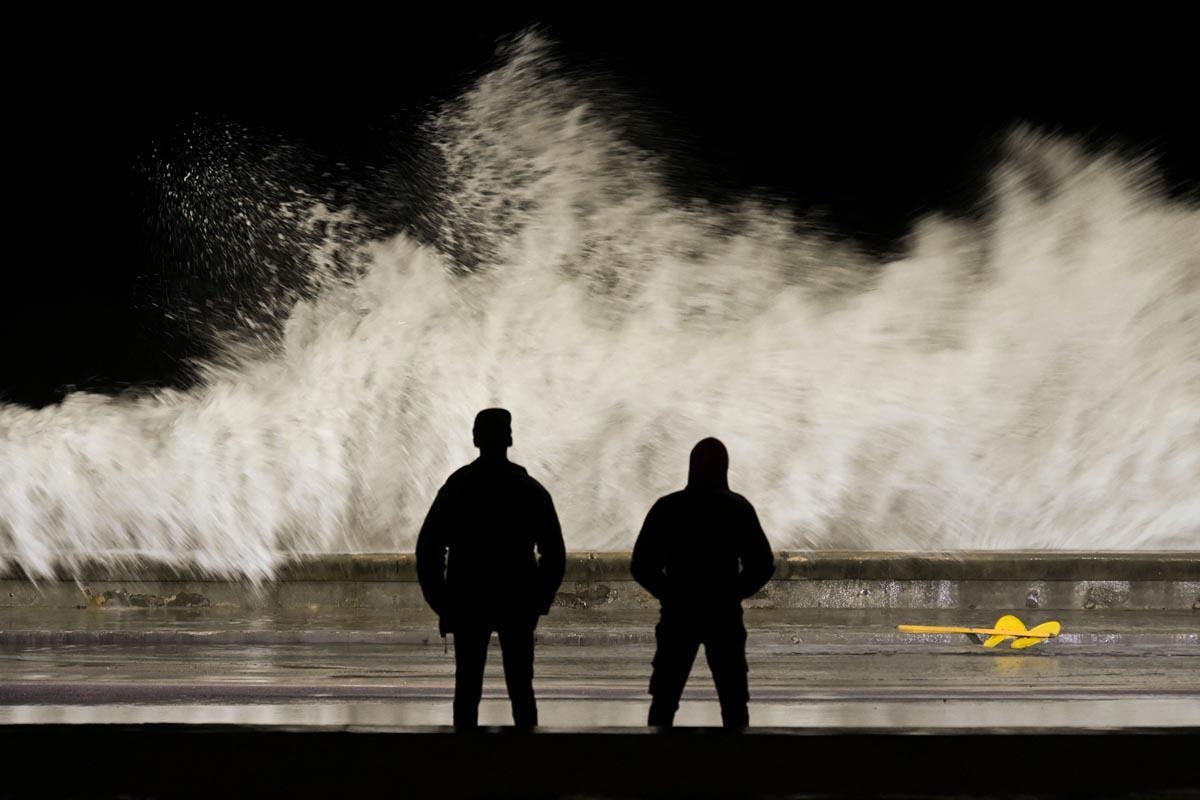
left=631, top=437, right=775, bottom=729
left=416, top=408, right=566, bottom=729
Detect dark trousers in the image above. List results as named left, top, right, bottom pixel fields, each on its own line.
left=452, top=618, right=538, bottom=729
left=648, top=610, right=749, bottom=729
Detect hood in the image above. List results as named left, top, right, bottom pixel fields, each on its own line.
left=687, top=437, right=729, bottom=491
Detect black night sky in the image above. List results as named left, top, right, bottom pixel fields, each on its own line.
left=6, top=11, right=1197, bottom=408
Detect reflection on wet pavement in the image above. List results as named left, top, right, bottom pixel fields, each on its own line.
left=2, top=636, right=1197, bottom=728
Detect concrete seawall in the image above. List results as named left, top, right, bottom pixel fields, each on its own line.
left=3, top=551, right=1198, bottom=611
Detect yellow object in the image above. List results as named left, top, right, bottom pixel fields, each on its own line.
left=897, top=614, right=1062, bottom=649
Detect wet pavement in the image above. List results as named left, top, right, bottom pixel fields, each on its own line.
left=2, top=608, right=1197, bottom=729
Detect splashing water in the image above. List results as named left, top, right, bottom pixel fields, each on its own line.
left=2, top=35, right=1198, bottom=578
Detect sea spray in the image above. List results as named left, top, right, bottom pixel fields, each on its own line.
left=2, top=34, right=1197, bottom=578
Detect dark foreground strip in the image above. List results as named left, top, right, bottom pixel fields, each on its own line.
left=3, top=725, right=1198, bottom=798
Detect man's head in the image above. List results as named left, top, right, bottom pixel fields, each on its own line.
left=687, top=437, right=729, bottom=491
left=473, top=408, right=513, bottom=452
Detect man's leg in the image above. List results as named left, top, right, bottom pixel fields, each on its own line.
left=452, top=623, right=492, bottom=729
left=703, top=615, right=750, bottom=729
left=647, top=614, right=701, bottom=728
left=497, top=618, right=538, bottom=728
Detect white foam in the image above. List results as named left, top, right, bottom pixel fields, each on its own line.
left=2, top=35, right=1197, bottom=577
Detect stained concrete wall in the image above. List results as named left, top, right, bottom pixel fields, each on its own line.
left=3, top=552, right=1197, bottom=612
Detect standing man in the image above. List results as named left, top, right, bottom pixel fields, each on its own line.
left=416, top=408, right=566, bottom=729
left=631, top=437, right=775, bottom=729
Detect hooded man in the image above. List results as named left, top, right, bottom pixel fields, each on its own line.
left=630, top=437, right=775, bottom=728
left=416, top=408, right=566, bottom=729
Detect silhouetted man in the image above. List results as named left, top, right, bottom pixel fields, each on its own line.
left=631, top=437, right=775, bottom=729
left=416, top=408, right=566, bottom=729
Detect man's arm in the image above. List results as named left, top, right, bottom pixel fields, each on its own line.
left=735, top=501, right=775, bottom=599
left=415, top=486, right=451, bottom=618
left=534, top=489, right=566, bottom=615
left=631, top=501, right=670, bottom=601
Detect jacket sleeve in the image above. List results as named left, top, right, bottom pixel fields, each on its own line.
left=534, top=488, right=566, bottom=615
left=735, top=501, right=775, bottom=599
left=630, top=501, right=670, bottom=601
left=415, top=485, right=452, bottom=617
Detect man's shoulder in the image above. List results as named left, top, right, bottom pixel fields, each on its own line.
left=651, top=490, right=689, bottom=510
left=443, top=460, right=548, bottom=495
left=509, top=462, right=552, bottom=497
left=727, top=491, right=757, bottom=511
left=658, top=488, right=756, bottom=515
left=441, top=464, right=475, bottom=487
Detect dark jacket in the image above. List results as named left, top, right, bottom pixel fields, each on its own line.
left=416, top=458, right=566, bottom=626
left=630, top=439, right=775, bottom=614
